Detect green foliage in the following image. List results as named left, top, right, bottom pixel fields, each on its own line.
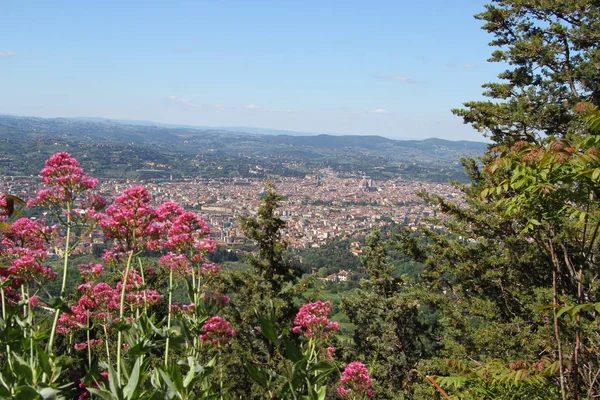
left=436, top=358, right=561, bottom=400
left=453, top=0, right=600, bottom=145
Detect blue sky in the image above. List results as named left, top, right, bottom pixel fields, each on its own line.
left=1, top=0, right=502, bottom=141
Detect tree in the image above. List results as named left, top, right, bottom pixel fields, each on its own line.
left=342, top=229, right=428, bottom=399
left=239, top=180, right=299, bottom=294
left=453, top=0, right=600, bottom=145
left=482, top=104, right=600, bottom=399
left=399, top=2, right=600, bottom=399
left=213, top=180, right=304, bottom=398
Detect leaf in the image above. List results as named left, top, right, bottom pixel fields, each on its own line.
left=36, top=344, right=52, bottom=377
left=315, top=385, right=327, bottom=400
left=15, top=385, right=40, bottom=400
left=124, top=357, right=141, bottom=399
left=259, top=316, right=278, bottom=345
left=87, top=388, right=115, bottom=400
left=158, top=368, right=177, bottom=398
left=311, top=361, right=335, bottom=372
left=169, top=361, right=184, bottom=394
left=106, top=364, right=121, bottom=399
left=183, top=357, right=196, bottom=388
left=111, top=320, right=132, bottom=332
left=245, top=362, right=269, bottom=388
left=39, top=387, right=61, bottom=399
left=45, top=297, right=72, bottom=314
left=282, top=336, right=303, bottom=363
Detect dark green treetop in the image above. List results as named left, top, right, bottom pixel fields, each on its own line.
left=453, top=0, right=600, bottom=145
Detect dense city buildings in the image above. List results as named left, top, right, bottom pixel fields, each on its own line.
left=1, top=169, right=462, bottom=249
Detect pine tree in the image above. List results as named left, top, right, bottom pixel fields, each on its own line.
left=453, top=0, right=600, bottom=145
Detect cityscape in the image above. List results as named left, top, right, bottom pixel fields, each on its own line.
left=1, top=168, right=461, bottom=251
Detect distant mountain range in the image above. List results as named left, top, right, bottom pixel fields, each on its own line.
left=70, top=117, right=326, bottom=137
left=0, top=114, right=488, bottom=182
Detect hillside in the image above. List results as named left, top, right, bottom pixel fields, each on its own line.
left=0, top=115, right=487, bottom=181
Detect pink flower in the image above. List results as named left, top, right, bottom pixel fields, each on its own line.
left=293, top=301, right=339, bottom=339
left=29, top=152, right=98, bottom=207
left=201, top=262, right=221, bottom=278
left=78, top=263, right=104, bottom=282
left=101, top=186, right=157, bottom=253
left=29, top=296, right=41, bottom=307
left=199, top=316, right=236, bottom=347
left=337, top=362, right=374, bottom=399
left=0, top=193, right=8, bottom=221
left=160, top=253, right=192, bottom=276
left=74, top=343, right=88, bottom=351
left=1, top=218, right=54, bottom=286
left=204, top=292, right=230, bottom=307
left=165, top=212, right=211, bottom=252
left=321, top=346, right=336, bottom=361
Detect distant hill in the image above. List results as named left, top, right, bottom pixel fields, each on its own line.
left=0, top=114, right=487, bottom=182
left=70, top=117, right=324, bottom=137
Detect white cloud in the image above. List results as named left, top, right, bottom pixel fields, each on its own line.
left=368, top=108, right=391, bottom=115
left=374, top=75, right=415, bottom=84
left=463, top=63, right=477, bottom=69
left=244, top=104, right=266, bottom=111
left=0, top=51, right=16, bottom=57
left=167, top=95, right=191, bottom=103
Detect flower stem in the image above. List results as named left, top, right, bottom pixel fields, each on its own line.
left=87, top=315, right=92, bottom=369
left=116, top=249, right=135, bottom=386
left=1, top=287, right=13, bottom=370
left=103, top=324, right=111, bottom=363
left=48, top=203, right=72, bottom=354
left=164, top=267, right=174, bottom=366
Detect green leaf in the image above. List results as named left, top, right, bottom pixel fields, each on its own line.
left=169, top=362, right=184, bottom=394
left=111, top=320, right=132, bottom=332
left=36, top=344, right=52, bottom=377
left=245, top=362, right=269, bottom=388
left=15, top=385, right=40, bottom=400
left=45, top=297, right=71, bottom=314
left=282, top=336, right=303, bottom=363
left=259, top=316, right=278, bottom=345
left=87, top=388, right=115, bottom=400
left=158, top=368, right=177, bottom=398
left=183, top=357, right=196, bottom=388
left=106, top=364, right=121, bottom=400
left=124, top=357, right=141, bottom=399
left=38, top=387, right=61, bottom=399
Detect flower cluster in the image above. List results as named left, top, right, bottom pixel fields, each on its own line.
left=0, top=217, right=55, bottom=287
left=116, top=270, right=162, bottom=307
left=292, top=301, right=339, bottom=339
left=0, top=193, right=8, bottom=222
left=170, top=303, right=196, bottom=314
left=160, top=253, right=192, bottom=277
left=74, top=338, right=104, bottom=351
left=203, top=292, right=230, bottom=307
left=28, top=152, right=98, bottom=207
left=164, top=211, right=211, bottom=252
left=78, top=263, right=104, bottom=282
left=200, top=316, right=236, bottom=347
left=201, top=262, right=221, bottom=278
left=337, top=362, right=374, bottom=399
left=58, top=270, right=162, bottom=334
left=101, top=186, right=157, bottom=255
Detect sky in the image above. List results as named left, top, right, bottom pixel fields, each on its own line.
left=1, top=0, right=503, bottom=141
